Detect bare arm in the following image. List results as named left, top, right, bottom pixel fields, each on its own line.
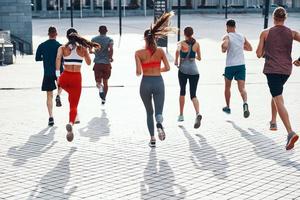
left=293, top=30, right=300, bottom=42
left=174, top=42, right=181, bottom=66
left=175, top=50, right=179, bottom=66
left=55, top=47, right=63, bottom=71
left=221, top=35, right=229, bottom=53
left=196, top=42, right=201, bottom=61
left=256, top=31, right=267, bottom=58
left=108, top=43, right=114, bottom=62
left=135, top=52, right=142, bottom=76
left=161, top=49, right=170, bottom=72
left=244, top=37, right=253, bottom=51
left=83, top=48, right=91, bottom=65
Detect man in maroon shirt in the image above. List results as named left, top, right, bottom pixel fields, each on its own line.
left=256, top=7, right=300, bottom=150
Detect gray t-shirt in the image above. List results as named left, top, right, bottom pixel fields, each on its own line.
left=91, top=35, right=113, bottom=64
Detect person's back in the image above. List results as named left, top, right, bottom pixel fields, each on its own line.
left=36, top=39, right=61, bottom=76
left=92, top=35, right=113, bottom=64
left=264, top=25, right=293, bottom=75
left=136, top=48, right=166, bottom=76
left=226, top=32, right=245, bottom=67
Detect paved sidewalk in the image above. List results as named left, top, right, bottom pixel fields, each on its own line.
left=0, top=14, right=300, bottom=199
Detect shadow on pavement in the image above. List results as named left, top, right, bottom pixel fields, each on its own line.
left=79, top=109, right=110, bottom=142
left=227, top=120, right=300, bottom=171
left=140, top=149, right=187, bottom=200
left=179, top=125, right=228, bottom=179
left=27, top=147, right=77, bottom=200
left=7, top=126, right=57, bottom=166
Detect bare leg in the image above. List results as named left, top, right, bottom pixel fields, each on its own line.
left=103, top=79, right=108, bottom=98
left=224, top=78, right=232, bottom=107
left=57, top=86, right=62, bottom=96
left=237, top=80, right=247, bottom=103
left=271, top=99, right=277, bottom=124
left=179, top=96, right=185, bottom=116
left=191, top=97, right=200, bottom=114
left=273, top=95, right=293, bottom=134
left=46, top=91, right=53, bottom=117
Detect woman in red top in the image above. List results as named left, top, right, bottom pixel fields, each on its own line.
left=135, top=12, right=176, bottom=148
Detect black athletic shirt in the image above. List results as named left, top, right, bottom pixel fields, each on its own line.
left=35, top=39, right=63, bottom=76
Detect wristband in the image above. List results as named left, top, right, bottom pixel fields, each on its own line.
left=56, top=70, right=61, bottom=77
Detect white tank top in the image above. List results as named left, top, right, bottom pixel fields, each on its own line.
left=226, top=32, right=245, bottom=67
left=63, top=45, right=83, bottom=65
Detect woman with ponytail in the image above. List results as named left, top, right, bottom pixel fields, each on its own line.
left=55, top=28, right=100, bottom=142
left=135, top=12, right=176, bottom=148
left=174, top=26, right=202, bottom=128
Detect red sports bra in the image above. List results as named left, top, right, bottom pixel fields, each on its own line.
left=141, top=61, right=161, bottom=69
left=141, top=49, right=161, bottom=69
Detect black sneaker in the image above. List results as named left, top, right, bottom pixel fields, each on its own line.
left=222, top=106, right=231, bottom=114
left=56, top=95, right=62, bottom=107
left=149, top=140, right=156, bottom=148
left=243, top=103, right=250, bottom=118
left=48, top=117, right=54, bottom=126
left=101, top=98, right=106, bottom=105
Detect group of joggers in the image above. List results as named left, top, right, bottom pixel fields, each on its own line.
left=36, top=7, right=300, bottom=150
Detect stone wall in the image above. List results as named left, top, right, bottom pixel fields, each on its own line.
left=0, top=0, right=33, bottom=54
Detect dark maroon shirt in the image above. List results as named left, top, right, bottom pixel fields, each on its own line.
left=263, top=25, right=293, bottom=75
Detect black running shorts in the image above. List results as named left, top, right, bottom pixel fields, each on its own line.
left=265, top=73, right=289, bottom=97
left=42, top=75, right=57, bottom=91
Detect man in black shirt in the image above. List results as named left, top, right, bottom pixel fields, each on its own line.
left=35, top=26, right=63, bottom=126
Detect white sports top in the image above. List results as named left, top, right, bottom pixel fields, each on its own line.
left=226, top=32, right=245, bottom=67
left=63, top=45, right=83, bottom=65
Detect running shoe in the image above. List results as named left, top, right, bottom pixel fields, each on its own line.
left=66, top=123, right=74, bottom=142
left=101, top=99, right=106, bottom=105
left=149, top=140, right=156, bottom=148
left=55, top=95, right=62, bottom=107
left=48, top=117, right=54, bottom=126
left=269, top=121, right=277, bottom=131
left=286, top=132, right=299, bottom=150
left=222, top=106, right=231, bottom=114
left=156, top=123, right=166, bottom=141
left=194, top=114, right=202, bottom=129
left=243, top=103, right=250, bottom=118
left=178, top=115, right=184, bottom=122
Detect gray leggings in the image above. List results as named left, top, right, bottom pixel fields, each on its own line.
left=140, top=76, right=165, bottom=136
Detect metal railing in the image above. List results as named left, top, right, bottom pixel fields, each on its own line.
left=10, top=34, right=33, bottom=55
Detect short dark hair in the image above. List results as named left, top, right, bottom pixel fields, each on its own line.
left=99, top=26, right=108, bottom=34
left=226, top=19, right=236, bottom=27
left=48, top=26, right=57, bottom=35
left=184, top=27, right=194, bottom=38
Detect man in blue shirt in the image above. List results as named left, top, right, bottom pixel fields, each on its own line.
left=35, top=26, right=63, bottom=126
left=91, top=26, right=114, bottom=105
